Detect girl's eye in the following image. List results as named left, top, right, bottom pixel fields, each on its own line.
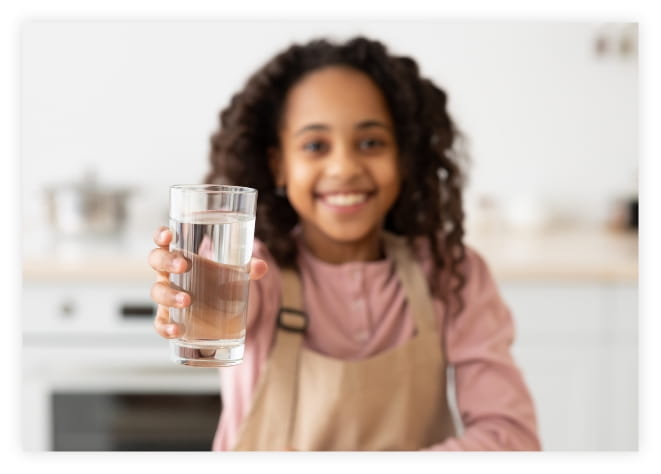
left=302, top=140, right=328, bottom=153
left=358, top=138, right=385, bottom=150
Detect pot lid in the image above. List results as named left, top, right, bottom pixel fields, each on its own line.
left=45, top=170, right=133, bottom=195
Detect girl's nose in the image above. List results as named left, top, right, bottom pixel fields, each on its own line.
left=325, top=146, right=362, bottom=179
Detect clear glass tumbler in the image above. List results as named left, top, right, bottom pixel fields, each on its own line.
left=168, top=184, right=257, bottom=367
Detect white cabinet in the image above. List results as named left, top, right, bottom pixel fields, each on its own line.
left=602, top=284, right=638, bottom=450
left=500, top=281, right=638, bottom=451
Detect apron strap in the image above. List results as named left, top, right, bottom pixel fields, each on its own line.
left=233, top=267, right=306, bottom=450
left=270, top=268, right=307, bottom=447
left=383, top=232, right=438, bottom=335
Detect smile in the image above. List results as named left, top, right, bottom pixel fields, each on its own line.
left=316, top=191, right=373, bottom=211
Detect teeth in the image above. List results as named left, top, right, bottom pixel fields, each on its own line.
left=323, top=193, right=368, bottom=206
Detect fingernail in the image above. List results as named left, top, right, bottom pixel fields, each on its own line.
left=176, top=293, right=186, bottom=305
left=159, top=230, right=169, bottom=242
left=166, top=326, right=176, bottom=336
left=173, top=257, right=185, bottom=271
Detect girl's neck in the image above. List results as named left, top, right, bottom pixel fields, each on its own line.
left=300, top=226, right=385, bottom=264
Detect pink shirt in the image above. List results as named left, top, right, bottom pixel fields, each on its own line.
left=212, top=233, right=541, bottom=451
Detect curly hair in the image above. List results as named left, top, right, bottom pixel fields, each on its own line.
left=205, top=36, right=469, bottom=318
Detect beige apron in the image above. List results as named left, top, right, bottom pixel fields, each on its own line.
left=233, top=233, right=455, bottom=451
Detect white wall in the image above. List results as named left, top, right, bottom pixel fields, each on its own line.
left=20, top=20, right=638, bottom=234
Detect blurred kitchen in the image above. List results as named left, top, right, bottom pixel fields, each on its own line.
left=20, top=20, right=638, bottom=451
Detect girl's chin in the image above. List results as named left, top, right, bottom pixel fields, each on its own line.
left=313, top=225, right=381, bottom=246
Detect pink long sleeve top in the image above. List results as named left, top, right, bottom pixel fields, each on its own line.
left=212, top=233, right=541, bottom=451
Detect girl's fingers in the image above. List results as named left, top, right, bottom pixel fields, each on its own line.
left=153, top=226, right=172, bottom=248
left=151, top=226, right=186, bottom=340
left=250, top=258, right=269, bottom=281
left=150, top=281, right=191, bottom=308
left=148, top=247, right=188, bottom=275
left=154, top=305, right=183, bottom=339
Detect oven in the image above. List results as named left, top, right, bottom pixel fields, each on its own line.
left=22, top=278, right=223, bottom=451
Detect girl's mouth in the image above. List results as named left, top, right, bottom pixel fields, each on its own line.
left=316, top=191, right=373, bottom=213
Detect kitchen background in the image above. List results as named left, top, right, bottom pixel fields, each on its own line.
left=20, top=20, right=638, bottom=451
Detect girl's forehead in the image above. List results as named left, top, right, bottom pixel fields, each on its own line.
left=280, top=66, right=394, bottom=131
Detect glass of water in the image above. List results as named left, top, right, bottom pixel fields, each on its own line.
left=168, top=184, right=257, bottom=367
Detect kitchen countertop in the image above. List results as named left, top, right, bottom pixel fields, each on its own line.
left=23, top=230, right=157, bottom=282
left=22, top=226, right=638, bottom=283
left=465, top=225, right=638, bottom=282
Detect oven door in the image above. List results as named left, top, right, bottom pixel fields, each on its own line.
left=22, top=341, right=223, bottom=451
left=51, top=391, right=220, bottom=451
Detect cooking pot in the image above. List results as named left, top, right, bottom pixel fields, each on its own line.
left=45, top=172, right=133, bottom=237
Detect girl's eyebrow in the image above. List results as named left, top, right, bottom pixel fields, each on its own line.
left=294, top=124, right=328, bottom=136
left=294, top=120, right=391, bottom=136
left=356, top=120, right=391, bottom=131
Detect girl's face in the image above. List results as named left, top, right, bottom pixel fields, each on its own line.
left=272, top=66, right=401, bottom=261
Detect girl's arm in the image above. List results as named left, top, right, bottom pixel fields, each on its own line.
left=427, top=249, right=542, bottom=451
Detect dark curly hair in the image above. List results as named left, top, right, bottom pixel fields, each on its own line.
left=205, top=36, right=469, bottom=317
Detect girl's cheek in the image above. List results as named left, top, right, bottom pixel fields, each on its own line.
left=290, top=166, right=315, bottom=186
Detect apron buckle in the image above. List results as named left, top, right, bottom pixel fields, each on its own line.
left=277, top=307, right=308, bottom=333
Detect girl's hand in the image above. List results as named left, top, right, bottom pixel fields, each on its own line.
left=148, top=226, right=269, bottom=339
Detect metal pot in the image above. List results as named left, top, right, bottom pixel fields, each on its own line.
left=45, top=173, right=133, bottom=237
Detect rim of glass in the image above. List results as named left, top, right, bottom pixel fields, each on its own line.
left=170, top=184, right=257, bottom=194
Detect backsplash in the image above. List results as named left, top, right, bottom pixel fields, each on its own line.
left=20, top=20, right=638, bottom=235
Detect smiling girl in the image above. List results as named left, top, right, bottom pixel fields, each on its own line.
left=148, top=36, right=541, bottom=451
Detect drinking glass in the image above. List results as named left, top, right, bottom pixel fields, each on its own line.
left=168, top=184, right=257, bottom=367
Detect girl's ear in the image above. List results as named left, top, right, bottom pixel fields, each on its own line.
left=268, top=147, right=286, bottom=187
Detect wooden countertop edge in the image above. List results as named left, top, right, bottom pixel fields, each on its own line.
left=490, top=267, right=638, bottom=282
left=22, top=227, right=638, bottom=282
left=22, top=260, right=638, bottom=283
left=22, top=262, right=155, bottom=282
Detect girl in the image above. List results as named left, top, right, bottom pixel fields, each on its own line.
left=148, top=36, right=541, bottom=451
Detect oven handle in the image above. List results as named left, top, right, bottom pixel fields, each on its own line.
left=120, top=303, right=156, bottom=319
